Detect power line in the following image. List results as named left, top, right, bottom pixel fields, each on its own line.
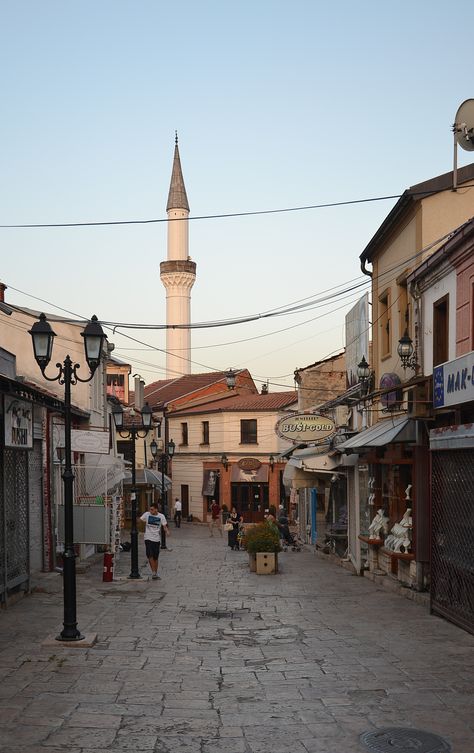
left=1, top=184, right=472, bottom=229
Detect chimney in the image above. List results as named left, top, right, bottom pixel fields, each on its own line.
left=0, top=282, right=6, bottom=302
left=134, top=375, right=145, bottom=409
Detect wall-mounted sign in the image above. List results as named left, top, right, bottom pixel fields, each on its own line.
left=4, top=396, right=33, bottom=449
left=71, top=429, right=110, bottom=454
left=238, top=457, right=262, bottom=471
left=275, top=413, right=336, bottom=445
left=433, top=351, right=474, bottom=409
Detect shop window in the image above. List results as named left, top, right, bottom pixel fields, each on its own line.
left=181, top=422, right=188, bottom=446
left=379, top=289, right=391, bottom=358
left=433, top=295, right=449, bottom=366
left=201, top=421, right=209, bottom=445
left=240, top=419, right=257, bottom=444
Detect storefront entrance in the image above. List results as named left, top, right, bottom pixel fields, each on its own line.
left=231, top=483, right=268, bottom=522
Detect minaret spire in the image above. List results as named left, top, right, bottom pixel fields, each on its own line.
left=160, top=137, right=196, bottom=377
left=166, top=133, right=189, bottom=212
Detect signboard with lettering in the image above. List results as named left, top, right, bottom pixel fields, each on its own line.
left=4, top=396, right=33, bottom=449
left=275, top=413, right=336, bottom=445
left=433, top=351, right=474, bottom=409
left=70, top=429, right=110, bottom=454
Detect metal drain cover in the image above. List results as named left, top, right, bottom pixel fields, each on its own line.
left=360, top=728, right=451, bottom=753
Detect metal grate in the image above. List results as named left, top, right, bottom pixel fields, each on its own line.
left=1, top=448, right=29, bottom=595
left=360, top=727, right=451, bottom=753
left=431, top=449, right=474, bottom=634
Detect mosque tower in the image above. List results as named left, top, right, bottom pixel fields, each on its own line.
left=160, top=135, right=196, bottom=377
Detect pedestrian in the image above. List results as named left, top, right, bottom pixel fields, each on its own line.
left=173, top=497, right=182, bottom=528
left=208, top=499, right=222, bottom=537
left=227, top=507, right=242, bottom=550
left=139, top=503, right=170, bottom=580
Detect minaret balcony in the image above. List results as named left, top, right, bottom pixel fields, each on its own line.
left=160, top=260, right=196, bottom=276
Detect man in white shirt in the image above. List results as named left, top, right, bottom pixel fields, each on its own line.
left=173, top=497, right=182, bottom=528
left=140, top=504, right=170, bottom=580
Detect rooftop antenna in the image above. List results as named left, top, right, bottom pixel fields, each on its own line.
left=452, top=99, right=474, bottom=191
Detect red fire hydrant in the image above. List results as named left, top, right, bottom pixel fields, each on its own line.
left=102, top=552, right=114, bottom=582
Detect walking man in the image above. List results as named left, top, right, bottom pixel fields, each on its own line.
left=173, top=497, right=182, bottom=528
left=140, top=503, right=170, bottom=580
left=208, top=499, right=222, bottom=537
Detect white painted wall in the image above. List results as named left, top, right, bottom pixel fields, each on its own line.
left=420, top=268, right=457, bottom=373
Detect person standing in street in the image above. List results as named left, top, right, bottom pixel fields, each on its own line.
left=173, top=497, right=182, bottom=528
left=140, top=503, right=170, bottom=579
left=208, top=499, right=222, bottom=537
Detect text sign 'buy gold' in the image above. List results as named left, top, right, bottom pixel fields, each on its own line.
left=276, top=413, right=336, bottom=445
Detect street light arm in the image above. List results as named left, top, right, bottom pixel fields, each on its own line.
left=39, top=357, right=100, bottom=385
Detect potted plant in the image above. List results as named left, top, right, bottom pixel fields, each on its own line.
left=245, top=522, right=281, bottom=574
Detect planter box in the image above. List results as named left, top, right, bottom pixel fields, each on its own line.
left=249, top=553, right=257, bottom=572
left=256, top=552, right=278, bottom=574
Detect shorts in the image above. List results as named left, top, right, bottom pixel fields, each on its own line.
left=145, top=540, right=161, bottom=559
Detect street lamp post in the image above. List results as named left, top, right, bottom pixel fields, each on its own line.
left=29, top=313, right=107, bottom=642
left=150, top=437, right=175, bottom=548
left=112, top=402, right=153, bottom=579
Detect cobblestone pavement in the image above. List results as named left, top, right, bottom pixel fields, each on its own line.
left=0, top=523, right=473, bottom=753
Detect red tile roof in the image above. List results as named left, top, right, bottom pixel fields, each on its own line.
left=143, top=370, right=255, bottom=408
left=170, top=391, right=297, bottom=416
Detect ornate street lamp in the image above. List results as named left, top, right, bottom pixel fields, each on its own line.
left=357, top=355, right=371, bottom=395
left=112, top=402, right=154, bottom=579
left=220, top=453, right=229, bottom=471
left=225, top=368, right=236, bottom=390
left=150, top=435, right=175, bottom=549
left=29, top=313, right=107, bottom=642
left=397, top=330, right=418, bottom=372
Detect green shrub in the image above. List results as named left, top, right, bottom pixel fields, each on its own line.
left=245, top=522, right=281, bottom=553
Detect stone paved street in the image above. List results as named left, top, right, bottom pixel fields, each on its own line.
left=0, top=523, right=473, bottom=753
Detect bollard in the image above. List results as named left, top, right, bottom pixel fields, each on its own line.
left=102, top=552, right=114, bottom=582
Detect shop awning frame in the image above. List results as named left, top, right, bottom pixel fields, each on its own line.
left=338, top=416, right=416, bottom=453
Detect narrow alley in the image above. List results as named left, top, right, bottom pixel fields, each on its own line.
left=0, top=524, right=473, bottom=753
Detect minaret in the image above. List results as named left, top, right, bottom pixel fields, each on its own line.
left=160, top=135, right=196, bottom=377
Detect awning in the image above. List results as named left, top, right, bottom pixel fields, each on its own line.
left=123, top=468, right=172, bottom=491
left=338, top=416, right=416, bottom=453
left=288, top=447, right=339, bottom=472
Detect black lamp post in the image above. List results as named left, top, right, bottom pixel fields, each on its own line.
left=152, top=437, right=175, bottom=548
left=29, top=313, right=107, bottom=641
left=112, top=402, right=153, bottom=579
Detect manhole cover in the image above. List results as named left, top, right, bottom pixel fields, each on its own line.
left=360, top=728, right=451, bottom=753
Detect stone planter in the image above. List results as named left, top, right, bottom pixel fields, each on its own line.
left=249, top=552, right=257, bottom=572
left=256, top=552, right=278, bottom=574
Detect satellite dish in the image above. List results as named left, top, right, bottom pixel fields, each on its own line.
left=454, top=99, right=474, bottom=151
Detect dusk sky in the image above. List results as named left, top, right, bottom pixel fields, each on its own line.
left=1, top=1, right=473, bottom=390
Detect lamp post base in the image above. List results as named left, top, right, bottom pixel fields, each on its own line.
left=56, top=631, right=85, bottom=642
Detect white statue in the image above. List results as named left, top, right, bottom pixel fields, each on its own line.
left=405, top=484, right=412, bottom=501
left=385, top=508, right=412, bottom=552
left=368, top=508, right=389, bottom=539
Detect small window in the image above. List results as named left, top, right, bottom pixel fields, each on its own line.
left=202, top=421, right=209, bottom=445
left=240, top=419, right=257, bottom=444
left=181, top=422, right=188, bottom=446
left=379, top=289, right=391, bottom=358
left=433, top=295, right=449, bottom=366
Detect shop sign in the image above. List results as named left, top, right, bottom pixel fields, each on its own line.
left=238, top=457, right=261, bottom=471
left=71, top=429, right=110, bottom=454
left=275, top=413, right=336, bottom=445
left=433, top=350, right=474, bottom=408
left=4, top=396, right=33, bottom=449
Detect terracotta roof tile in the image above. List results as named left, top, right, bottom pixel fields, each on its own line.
left=170, top=391, right=297, bottom=416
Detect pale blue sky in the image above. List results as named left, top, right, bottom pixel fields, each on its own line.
left=1, top=1, right=473, bottom=388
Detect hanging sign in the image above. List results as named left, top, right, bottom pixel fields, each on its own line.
left=71, top=429, right=110, bottom=454
left=275, top=413, right=336, bottom=445
left=4, top=396, right=33, bottom=449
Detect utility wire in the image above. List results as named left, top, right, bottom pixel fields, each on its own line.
left=1, top=184, right=473, bottom=229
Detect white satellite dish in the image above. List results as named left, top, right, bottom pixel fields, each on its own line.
left=452, top=98, right=474, bottom=190
left=454, top=99, right=474, bottom=151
